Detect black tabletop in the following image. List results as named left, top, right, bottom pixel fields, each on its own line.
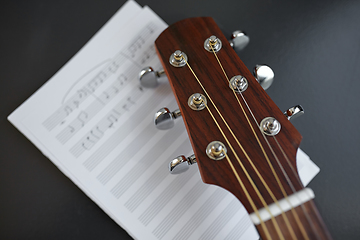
left=1, top=0, right=359, bottom=239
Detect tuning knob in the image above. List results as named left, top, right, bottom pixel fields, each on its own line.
left=284, top=105, right=304, bottom=121
left=253, top=65, right=274, bottom=90
left=169, top=154, right=196, bottom=174
left=154, top=108, right=181, bottom=130
left=229, top=30, right=250, bottom=51
left=139, top=66, right=165, bottom=88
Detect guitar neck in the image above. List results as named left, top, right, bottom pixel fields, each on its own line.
left=256, top=200, right=332, bottom=240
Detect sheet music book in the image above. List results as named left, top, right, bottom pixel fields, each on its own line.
left=8, top=1, right=320, bottom=239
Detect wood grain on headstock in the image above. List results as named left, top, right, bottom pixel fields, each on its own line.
left=155, top=17, right=302, bottom=211
left=155, top=17, right=332, bottom=240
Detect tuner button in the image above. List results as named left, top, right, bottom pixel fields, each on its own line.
left=139, top=66, right=165, bottom=88
left=284, top=105, right=304, bottom=121
left=154, top=108, right=181, bottom=130
left=253, top=65, right=274, bottom=90
left=229, top=30, right=250, bottom=51
left=169, top=154, right=196, bottom=174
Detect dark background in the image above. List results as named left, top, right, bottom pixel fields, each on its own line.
left=1, top=0, right=359, bottom=239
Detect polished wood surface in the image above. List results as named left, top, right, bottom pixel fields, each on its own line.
left=155, top=17, right=332, bottom=239
left=155, top=16, right=302, bottom=212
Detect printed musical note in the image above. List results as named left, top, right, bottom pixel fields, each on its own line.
left=73, top=100, right=80, bottom=108
left=97, top=71, right=107, bottom=83
left=100, top=80, right=123, bottom=104
left=91, top=126, right=104, bottom=138
left=64, top=106, right=73, bottom=116
left=64, top=22, right=154, bottom=154
left=77, top=88, right=89, bottom=99
left=107, top=114, right=118, bottom=128
left=108, top=61, right=120, bottom=73
left=146, top=24, right=155, bottom=34
left=104, top=92, right=110, bottom=99
left=43, top=22, right=156, bottom=132
left=122, top=97, right=135, bottom=112
left=70, top=87, right=145, bottom=157
left=117, top=74, right=128, bottom=85
left=141, top=45, right=155, bottom=64
left=112, top=86, right=119, bottom=93
left=81, top=135, right=98, bottom=150
left=77, top=111, right=89, bottom=127
left=141, top=53, right=150, bottom=64
left=128, top=36, right=145, bottom=57
left=87, top=79, right=99, bottom=92
left=122, top=104, right=129, bottom=111
left=68, top=125, right=75, bottom=133
left=57, top=123, right=77, bottom=144
left=87, top=71, right=107, bottom=92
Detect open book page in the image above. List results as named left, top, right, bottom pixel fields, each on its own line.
left=8, top=1, right=319, bottom=239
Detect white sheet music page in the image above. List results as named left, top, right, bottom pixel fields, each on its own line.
left=8, top=1, right=319, bottom=239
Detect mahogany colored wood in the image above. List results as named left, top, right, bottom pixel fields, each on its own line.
left=155, top=17, right=331, bottom=239
left=155, top=16, right=301, bottom=213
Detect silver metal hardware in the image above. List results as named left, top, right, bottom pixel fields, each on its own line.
left=169, top=50, right=188, bottom=67
left=188, top=93, right=207, bottom=111
left=139, top=66, right=165, bottom=88
left=229, top=75, right=248, bottom=93
left=206, top=141, right=227, bottom=160
left=284, top=105, right=304, bottom=121
left=169, top=154, right=196, bottom=174
left=229, top=30, right=250, bottom=51
left=204, top=35, right=222, bottom=52
left=260, top=117, right=281, bottom=136
left=253, top=65, right=274, bottom=90
left=154, top=108, right=181, bottom=130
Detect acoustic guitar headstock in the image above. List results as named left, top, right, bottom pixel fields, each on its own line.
left=139, top=17, right=334, bottom=240
left=150, top=17, right=304, bottom=211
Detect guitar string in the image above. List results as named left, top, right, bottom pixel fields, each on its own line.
left=183, top=57, right=283, bottom=240
left=209, top=44, right=313, bottom=239
left=237, top=84, right=321, bottom=240
left=205, top=104, right=272, bottom=240
left=209, top=44, right=313, bottom=240
left=207, top=45, right=299, bottom=239
left=273, top=136, right=322, bottom=240
left=223, top=152, right=273, bottom=240
left=239, top=93, right=319, bottom=240
left=209, top=46, right=306, bottom=239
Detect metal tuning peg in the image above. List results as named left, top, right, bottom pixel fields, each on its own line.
left=139, top=66, right=165, bottom=88
left=229, top=30, right=250, bottom=51
left=154, top=107, right=181, bottom=130
left=253, top=64, right=274, bottom=90
left=284, top=105, right=304, bottom=121
left=169, top=154, right=196, bottom=174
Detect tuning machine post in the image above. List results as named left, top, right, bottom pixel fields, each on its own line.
left=154, top=107, right=181, bottom=130
left=169, top=154, right=196, bottom=174
left=284, top=105, right=304, bottom=121
left=139, top=66, right=166, bottom=88
left=229, top=30, right=250, bottom=51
